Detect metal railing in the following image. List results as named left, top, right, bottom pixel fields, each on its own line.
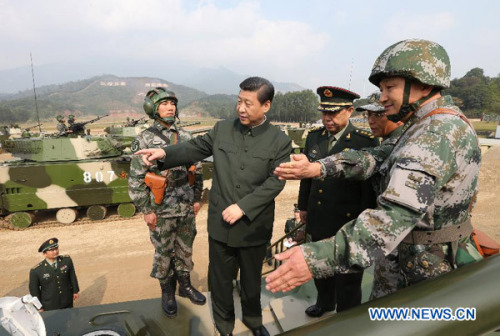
left=262, top=221, right=306, bottom=276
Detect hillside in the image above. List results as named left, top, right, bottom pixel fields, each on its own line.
left=0, top=75, right=208, bottom=123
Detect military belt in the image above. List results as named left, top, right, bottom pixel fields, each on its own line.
left=402, top=218, right=473, bottom=245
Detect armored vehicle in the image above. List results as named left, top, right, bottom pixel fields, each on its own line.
left=0, top=134, right=136, bottom=229
left=103, top=118, right=150, bottom=148
left=2, top=254, right=500, bottom=335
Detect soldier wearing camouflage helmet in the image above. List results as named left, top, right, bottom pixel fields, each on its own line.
left=266, top=39, right=482, bottom=297
left=128, top=87, right=205, bottom=318
left=56, top=115, right=70, bottom=136
left=67, top=115, right=75, bottom=126
left=355, top=92, right=404, bottom=299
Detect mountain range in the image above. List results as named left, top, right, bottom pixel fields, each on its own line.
left=0, top=60, right=304, bottom=95
left=0, top=73, right=304, bottom=123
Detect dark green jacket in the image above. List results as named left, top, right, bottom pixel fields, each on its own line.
left=29, top=255, right=79, bottom=311
left=298, top=123, right=379, bottom=241
left=161, top=118, right=291, bottom=247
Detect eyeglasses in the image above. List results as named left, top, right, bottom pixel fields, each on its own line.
left=364, top=112, right=386, bottom=119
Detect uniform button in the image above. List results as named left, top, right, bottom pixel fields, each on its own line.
left=406, top=262, right=413, bottom=269
left=317, top=201, right=321, bottom=205
left=236, top=185, right=241, bottom=189
left=421, top=260, right=429, bottom=268
left=318, top=189, right=323, bottom=193
left=240, top=165, right=244, bottom=170
left=346, top=212, right=351, bottom=217
left=60, top=291, right=62, bottom=294
left=244, top=148, right=248, bottom=152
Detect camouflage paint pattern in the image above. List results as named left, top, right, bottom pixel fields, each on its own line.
left=128, top=120, right=202, bottom=279
left=1, top=136, right=122, bottom=162
left=369, top=39, right=451, bottom=88
left=301, top=95, right=482, bottom=288
left=0, top=136, right=132, bottom=216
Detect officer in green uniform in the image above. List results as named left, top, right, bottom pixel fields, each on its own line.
left=284, top=205, right=305, bottom=245
left=299, top=87, right=379, bottom=317
left=134, top=76, right=292, bottom=336
left=29, top=238, right=80, bottom=311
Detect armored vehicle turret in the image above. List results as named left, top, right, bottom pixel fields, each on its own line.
left=0, top=134, right=136, bottom=229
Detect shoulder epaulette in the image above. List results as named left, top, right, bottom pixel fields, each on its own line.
left=354, top=129, right=375, bottom=139
left=32, top=262, right=43, bottom=270
left=308, top=126, right=324, bottom=133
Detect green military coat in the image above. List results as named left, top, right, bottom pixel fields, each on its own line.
left=161, top=118, right=291, bottom=247
left=29, top=255, right=79, bottom=311
left=298, top=122, right=379, bottom=241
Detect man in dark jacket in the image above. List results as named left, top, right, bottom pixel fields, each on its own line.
left=299, top=86, right=379, bottom=317
left=135, top=76, right=291, bottom=336
left=29, top=238, right=80, bottom=311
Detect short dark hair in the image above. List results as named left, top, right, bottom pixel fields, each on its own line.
left=239, top=76, right=275, bottom=104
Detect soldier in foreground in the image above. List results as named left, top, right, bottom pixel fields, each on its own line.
left=266, top=39, right=482, bottom=295
left=135, top=77, right=291, bottom=336
left=298, top=86, right=378, bottom=317
left=128, top=88, right=205, bottom=318
left=29, top=238, right=80, bottom=312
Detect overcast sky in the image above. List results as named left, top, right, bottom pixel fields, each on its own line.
left=1, top=0, right=499, bottom=96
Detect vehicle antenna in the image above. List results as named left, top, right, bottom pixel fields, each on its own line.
left=348, top=57, right=354, bottom=90
left=30, top=52, right=42, bottom=133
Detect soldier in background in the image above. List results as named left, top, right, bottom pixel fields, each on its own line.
left=298, top=86, right=378, bottom=317
left=125, top=117, right=135, bottom=127
left=68, top=115, right=75, bottom=128
left=355, top=94, right=404, bottom=299
left=284, top=205, right=305, bottom=246
left=29, top=238, right=80, bottom=312
left=56, top=115, right=71, bottom=136
left=267, top=39, right=482, bottom=296
left=128, top=88, right=205, bottom=319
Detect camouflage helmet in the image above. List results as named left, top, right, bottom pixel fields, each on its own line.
left=355, top=93, right=385, bottom=113
left=369, top=39, right=451, bottom=89
left=56, top=115, right=65, bottom=122
left=143, top=87, right=178, bottom=119
left=68, top=115, right=75, bottom=120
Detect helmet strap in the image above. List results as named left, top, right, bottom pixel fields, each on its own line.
left=382, top=120, right=402, bottom=137
left=387, top=79, right=440, bottom=123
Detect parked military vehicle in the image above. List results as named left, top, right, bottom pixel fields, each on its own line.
left=279, top=123, right=321, bottom=153
left=104, top=120, right=151, bottom=149
left=2, top=253, right=499, bottom=335
left=0, top=120, right=218, bottom=230
left=0, top=134, right=136, bottom=229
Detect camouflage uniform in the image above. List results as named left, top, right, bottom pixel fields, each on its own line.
left=369, top=125, right=404, bottom=299
left=57, top=121, right=68, bottom=135
left=128, top=120, right=202, bottom=281
left=300, top=39, right=483, bottom=292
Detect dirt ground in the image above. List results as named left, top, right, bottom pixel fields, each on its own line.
left=1, top=147, right=499, bottom=308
